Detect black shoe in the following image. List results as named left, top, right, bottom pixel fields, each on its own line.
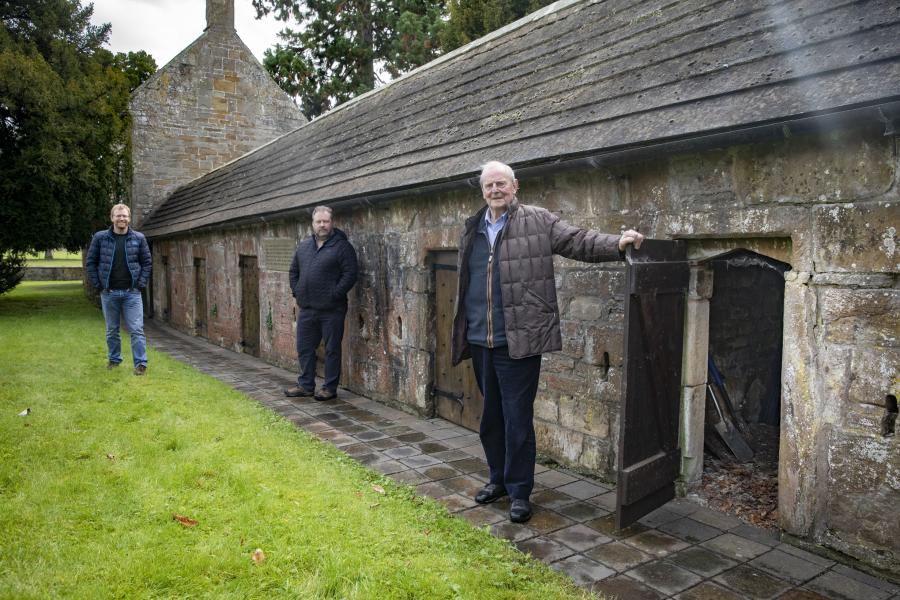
left=106, top=361, right=120, bottom=370
left=284, top=386, right=314, bottom=398
left=509, top=499, right=532, bottom=523
left=314, top=388, right=337, bottom=401
left=475, top=484, right=508, bottom=504
left=133, top=364, right=147, bottom=376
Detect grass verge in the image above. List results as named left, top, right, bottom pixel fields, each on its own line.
left=0, top=282, right=593, bottom=600
left=24, top=250, right=82, bottom=267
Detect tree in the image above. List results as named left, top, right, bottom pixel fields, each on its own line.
left=252, top=0, right=446, bottom=118
left=113, top=49, right=156, bottom=92
left=0, top=251, right=25, bottom=294
left=0, top=1, right=135, bottom=269
left=440, top=0, right=556, bottom=51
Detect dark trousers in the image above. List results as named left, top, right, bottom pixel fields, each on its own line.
left=469, top=344, right=542, bottom=501
left=297, top=307, right=346, bottom=392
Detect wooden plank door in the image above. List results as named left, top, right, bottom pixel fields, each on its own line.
left=239, top=255, right=260, bottom=357
left=194, top=258, right=208, bottom=338
left=162, top=255, right=172, bottom=322
left=616, top=239, right=689, bottom=528
left=432, top=251, right=483, bottom=431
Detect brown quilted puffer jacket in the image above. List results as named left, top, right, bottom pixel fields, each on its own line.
left=452, top=201, right=623, bottom=364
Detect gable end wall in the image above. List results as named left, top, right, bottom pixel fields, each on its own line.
left=129, top=29, right=306, bottom=227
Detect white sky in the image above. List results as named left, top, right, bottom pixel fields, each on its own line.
left=89, top=0, right=287, bottom=67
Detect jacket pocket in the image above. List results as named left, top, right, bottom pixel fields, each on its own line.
left=524, top=288, right=554, bottom=313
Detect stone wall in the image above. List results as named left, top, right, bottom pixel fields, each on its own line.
left=130, top=26, right=306, bottom=227
left=23, top=267, right=83, bottom=281
left=150, top=221, right=302, bottom=370
left=150, top=123, right=899, bottom=575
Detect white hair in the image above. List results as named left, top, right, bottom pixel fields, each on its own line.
left=479, top=161, right=516, bottom=186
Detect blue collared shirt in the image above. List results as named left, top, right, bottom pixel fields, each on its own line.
left=484, top=210, right=508, bottom=247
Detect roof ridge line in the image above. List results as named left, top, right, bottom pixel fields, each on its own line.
left=315, top=0, right=590, bottom=122
left=153, top=0, right=590, bottom=194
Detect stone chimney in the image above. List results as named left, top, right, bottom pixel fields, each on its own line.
left=206, top=0, right=234, bottom=31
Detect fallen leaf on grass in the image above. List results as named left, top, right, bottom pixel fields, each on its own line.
left=173, top=514, right=198, bottom=527
left=252, top=548, right=266, bottom=564
left=368, top=503, right=380, bottom=509
left=106, top=454, right=116, bottom=460
left=371, top=484, right=385, bottom=494
left=18, top=408, right=30, bottom=417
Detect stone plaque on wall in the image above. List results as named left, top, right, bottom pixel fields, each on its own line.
left=264, top=239, right=296, bottom=271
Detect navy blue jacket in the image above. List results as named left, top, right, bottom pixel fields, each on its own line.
left=464, top=218, right=507, bottom=348
left=289, top=228, right=358, bottom=310
left=86, top=227, right=152, bottom=290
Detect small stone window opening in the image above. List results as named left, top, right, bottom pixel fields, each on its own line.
left=358, top=314, right=365, bottom=330
left=396, top=316, right=403, bottom=339
left=882, top=395, right=898, bottom=437
left=601, top=351, right=610, bottom=381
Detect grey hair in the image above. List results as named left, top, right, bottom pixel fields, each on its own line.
left=479, top=161, right=515, bottom=186
left=311, top=205, right=332, bottom=219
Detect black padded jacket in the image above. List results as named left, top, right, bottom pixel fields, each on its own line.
left=289, top=228, right=358, bottom=310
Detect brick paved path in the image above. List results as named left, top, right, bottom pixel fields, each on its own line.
left=146, top=321, right=898, bottom=600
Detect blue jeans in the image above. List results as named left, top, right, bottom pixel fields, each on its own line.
left=100, top=289, right=147, bottom=367
left=469, top=344, right=542, bottom=501
left=297, top=308, right=346, bottom=392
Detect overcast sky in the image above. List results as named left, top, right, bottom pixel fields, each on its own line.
left=89, top=0, right=286, bottom=67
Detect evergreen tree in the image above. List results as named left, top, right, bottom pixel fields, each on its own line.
left=113, top=49, right=156, bottom=92
left=440, top=0, right=556, bottom=51
left=0, top=0, right=135, bottom=266
left=0, top=251, right=25, bottom=295
left=252, top=0, right=446, bottom=118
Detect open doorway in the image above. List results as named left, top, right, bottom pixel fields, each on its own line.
left=696, top=249, right=790, bottom=529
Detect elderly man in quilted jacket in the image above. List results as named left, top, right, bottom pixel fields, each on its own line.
left=451, top=161, right=644, bottom=523
left=86, top=203, right=152, bottom=375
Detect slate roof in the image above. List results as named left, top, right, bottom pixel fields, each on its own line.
left=142, top=0, right=900, bottom=237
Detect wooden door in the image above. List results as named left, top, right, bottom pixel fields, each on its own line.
left=194, top=257, right=208, bottom=337
left=162, top=255, right=172, bottom=322
left=432, top=251, right=482, bottom=431
left=239, top=255, right=260, bottom=357
left=616, top=240, right=689, bottom=528
left=145, top=242, right=155, bottom=318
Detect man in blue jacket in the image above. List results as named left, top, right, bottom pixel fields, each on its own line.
left=86, top=204, right=153, bottom=375
left=285, top=206, right=359, bottom=401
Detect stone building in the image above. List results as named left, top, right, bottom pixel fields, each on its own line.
left=138, top=0, right=899, bottom=578
left=129, top=0, right=306, bottom=228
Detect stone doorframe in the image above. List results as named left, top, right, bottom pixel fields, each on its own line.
left=675, top=237, right=793, bottom=490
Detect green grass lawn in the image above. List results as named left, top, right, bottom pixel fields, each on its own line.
left=24, top=250, right=82, bottom=267
left=25, top=250, right=81, bottom=267
left=0, top=282, right=593, bottom=600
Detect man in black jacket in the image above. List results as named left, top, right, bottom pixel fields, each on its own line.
left=285, top=206, right=359, bottom=401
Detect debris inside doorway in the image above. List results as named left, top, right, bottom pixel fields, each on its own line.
left=696, top=422, right=779, bottom=530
